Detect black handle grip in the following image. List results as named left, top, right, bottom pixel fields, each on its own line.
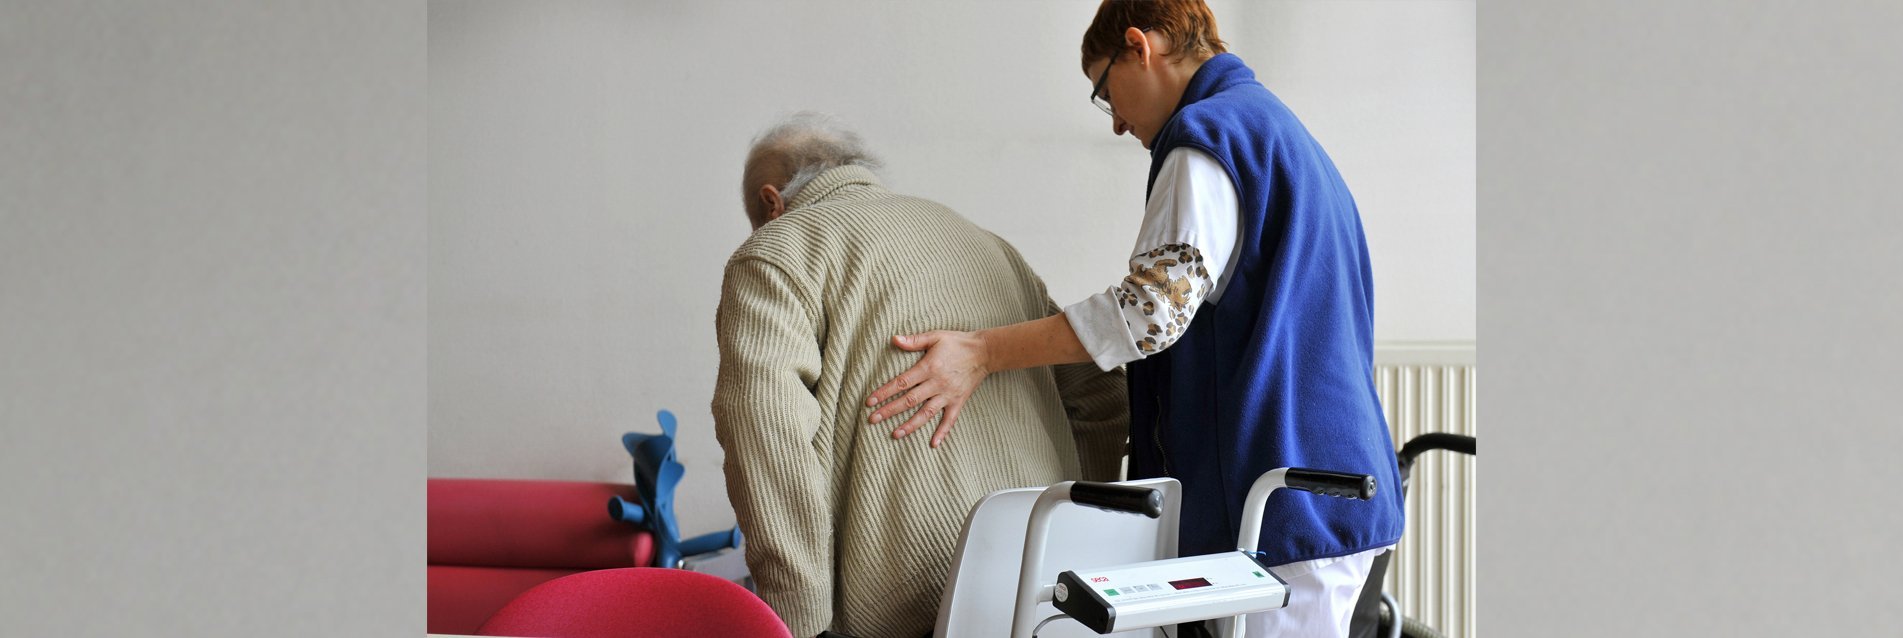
left=1398, top=433, right=1476, bottom=466
left=1285, top=469, right=1376, bottom=500
left=1069, top=482, right=1163, bottom=519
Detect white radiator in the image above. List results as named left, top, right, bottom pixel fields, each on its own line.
left=1375, top=344, right=1477, bottom=638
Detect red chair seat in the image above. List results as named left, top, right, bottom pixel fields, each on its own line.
left=476, top=568, right=791, bottom=638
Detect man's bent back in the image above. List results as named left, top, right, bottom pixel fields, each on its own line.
left=713, top=117, right=1125, bottom=638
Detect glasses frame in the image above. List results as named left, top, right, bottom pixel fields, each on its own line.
left=1090, top=56, right=1118, bottom=117
left=1089, top=28, right=1150, bottom=117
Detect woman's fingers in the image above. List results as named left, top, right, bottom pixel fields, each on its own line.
left=870, top=378, right=939, bottom=424
left=865, top=329, right=989, bottom=447
left=865, top=333, right=956, bottom=414
left=865, top=333, right=948, bottom=412
left=930, top=402, right=965, bottom=449
left=891, top=331, right=944, bottom=352
left=892, top=396, right=948, bottom=440
left=866, top=367, right=919, bottom=410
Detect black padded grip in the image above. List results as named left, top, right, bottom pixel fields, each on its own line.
left=1070, top=482, right=1164, bottom=519
left=1398, top=433, right=1476, bottom=466
left=1285, top=469, right=1376, bottom=500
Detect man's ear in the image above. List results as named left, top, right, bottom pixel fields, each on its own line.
left=757, top=184, right=785, bottom=223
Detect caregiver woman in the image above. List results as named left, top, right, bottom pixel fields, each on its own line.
left=863, top=1, right=1404, bottom=636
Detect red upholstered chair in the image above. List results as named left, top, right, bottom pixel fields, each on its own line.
left=428, top=479, right=657, bottom=635
left=476, top=567, right=792, bottom=638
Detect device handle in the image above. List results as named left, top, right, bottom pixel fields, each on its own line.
left=1398, top=433, right=1475, bottom=466
left=1284, top=468, right=1377, bottom=500
left=1069, top=481, right=1163, bottom=518
left=606, top=495, right=647, bottom=524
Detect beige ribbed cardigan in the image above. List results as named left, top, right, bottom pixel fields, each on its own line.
left=712, top=166, right=1128, bottom=638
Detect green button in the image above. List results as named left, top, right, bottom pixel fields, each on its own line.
left=1253, top=571, right=1265, bottom=578
left=1105, top=589, right=1119, bottom=596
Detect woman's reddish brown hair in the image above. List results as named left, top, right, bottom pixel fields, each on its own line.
left=1080, top=0, right=1227, bottom=72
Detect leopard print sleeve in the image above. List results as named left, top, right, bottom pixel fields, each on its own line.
left=1116, top=242, right=1215, bottom=355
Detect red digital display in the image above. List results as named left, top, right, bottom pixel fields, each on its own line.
left=1169, top=577, right=1213, bottom=590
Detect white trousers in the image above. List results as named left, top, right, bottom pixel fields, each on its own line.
left=1222, top=545, right=1389, bottom=638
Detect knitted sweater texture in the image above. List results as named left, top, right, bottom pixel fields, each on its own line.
left=712, top=165, right=1128, bottom=638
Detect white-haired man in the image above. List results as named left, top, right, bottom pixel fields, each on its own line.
left=711, top=112, right=1130, bottom=638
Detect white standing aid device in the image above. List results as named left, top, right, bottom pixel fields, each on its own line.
left=1021, top=470, right=1374, bottom=637
left=933, top=478, right=1183, bottom=638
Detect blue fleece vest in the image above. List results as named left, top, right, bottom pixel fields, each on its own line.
left=1128, top=53, right=1405, bottom=563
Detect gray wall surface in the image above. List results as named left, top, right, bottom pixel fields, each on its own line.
left=1480, top=0, right=1903, bottom=633
left=1, top=1, right=425, bottom=635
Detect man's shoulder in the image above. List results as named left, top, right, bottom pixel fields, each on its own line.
left=802, top=189, right=961, bottom=223
left=731, top=192, right=1032, bottom=283
left=769, top=192, right=976, bottom=243
left=729, top=212, right=831, bottom=266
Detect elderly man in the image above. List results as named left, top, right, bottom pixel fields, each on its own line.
left=711, top=112, right=1129, bottom=638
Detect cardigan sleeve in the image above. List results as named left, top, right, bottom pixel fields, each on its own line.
left=711, top=255, right=834, bottom=637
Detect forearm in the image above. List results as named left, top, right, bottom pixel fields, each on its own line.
left=976, top=312, right=1092, bottom=373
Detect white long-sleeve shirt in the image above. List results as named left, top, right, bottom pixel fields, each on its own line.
left=1064, top=148, right=1242, bottom=371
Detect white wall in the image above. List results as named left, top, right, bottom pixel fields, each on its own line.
left=428, top=0, right=1474, bottom=534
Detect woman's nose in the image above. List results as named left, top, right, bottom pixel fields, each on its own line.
left=1111, top=117, right=1128, bottom=136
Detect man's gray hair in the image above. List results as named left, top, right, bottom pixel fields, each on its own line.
left=744, top=111, right=884, bottom=204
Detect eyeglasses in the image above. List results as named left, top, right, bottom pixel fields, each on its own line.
left=1090, top=54, right=1118, bottom=117
left=1089, top=29, right=1149, bottom=117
